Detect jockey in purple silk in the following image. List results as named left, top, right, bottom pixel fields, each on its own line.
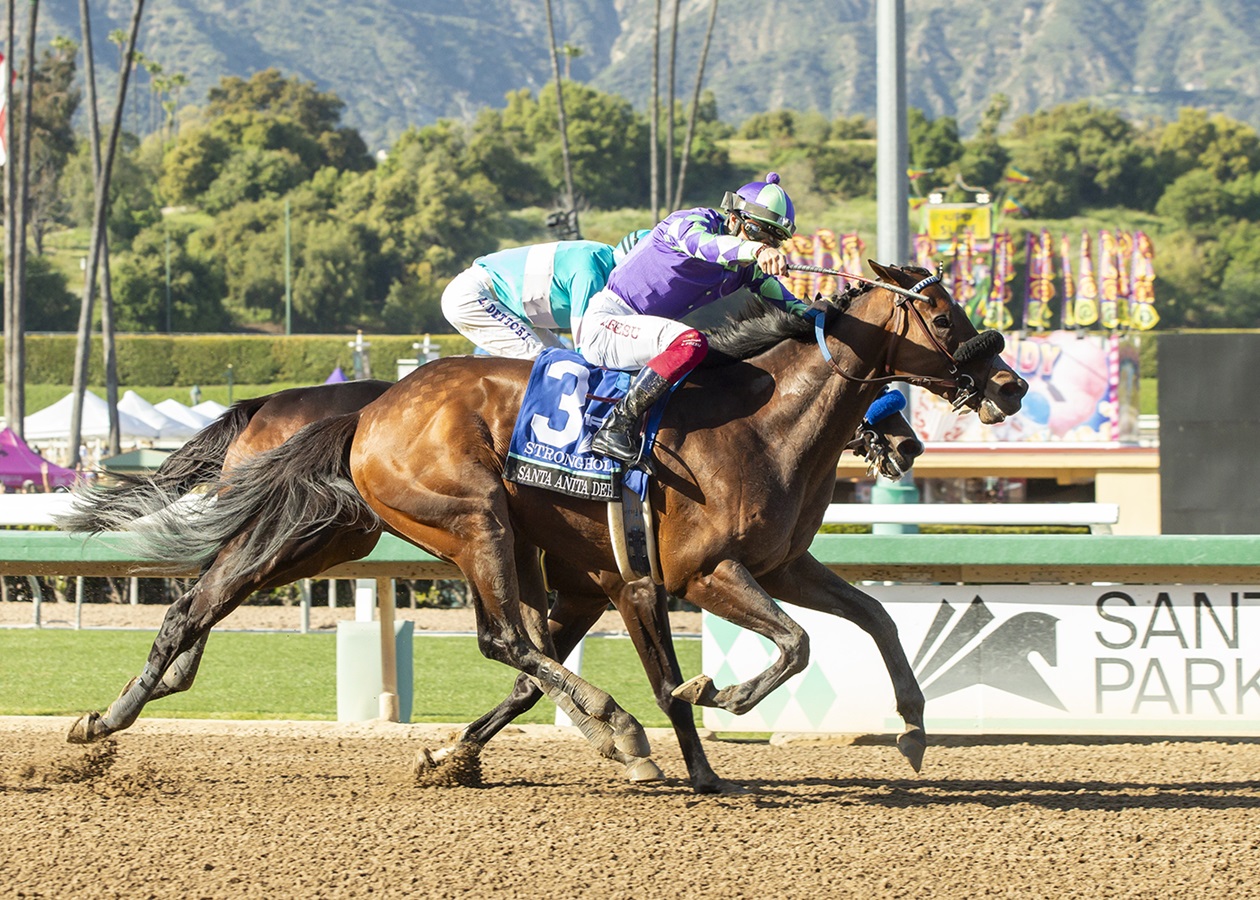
left=575, top=172, right=807, bottom=463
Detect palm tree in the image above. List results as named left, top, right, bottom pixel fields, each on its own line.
left=542, top=0, right=579, bottom=239
left=560, top=43, right=583, bottom=81
left=5, top=0, right=40, bottom=438
left=3, top=0, right=17, bottom=434
left=69, top=0, right=145, bottom=467
left=674, top=0, right=719, bottom=209
left=664, top=0, right=680, bottom=210
left=649, top=0, right=661, bottom=220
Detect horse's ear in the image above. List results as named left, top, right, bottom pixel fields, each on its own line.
left=867, top=259, right=889, bottom=281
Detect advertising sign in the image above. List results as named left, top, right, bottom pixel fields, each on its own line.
left=924, top=204, right=992, bottom=243
left=910, top=330, right=1141, bottom=443
left=702, top=585, right=1260, bottom=735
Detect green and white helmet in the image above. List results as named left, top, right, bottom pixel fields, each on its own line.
left=721, top=171, right=796, bottom=242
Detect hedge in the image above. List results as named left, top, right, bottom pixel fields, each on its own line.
left=8, top=333, right=477, bottom=386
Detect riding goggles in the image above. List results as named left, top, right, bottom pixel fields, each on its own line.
left=740, top=216, right=791, bottom=246
left=721, top=192, right=796, bottom=241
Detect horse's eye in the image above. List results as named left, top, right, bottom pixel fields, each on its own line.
left=933, top=314, right=952, bottom=329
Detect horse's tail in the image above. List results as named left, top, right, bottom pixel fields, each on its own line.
left=56, top=398, right=267, bottom=535
left=127, top=412, right=378, bottom=580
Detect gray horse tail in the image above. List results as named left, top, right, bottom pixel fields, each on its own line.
left=56, top=398, right=267, bottom=535
left=125, top=412, right=379, bottom=581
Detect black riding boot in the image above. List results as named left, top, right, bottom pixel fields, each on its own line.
left=592, top=368, right=672, bottom=463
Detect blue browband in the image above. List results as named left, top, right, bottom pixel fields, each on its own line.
left=909, top=274, right=941, bottom=294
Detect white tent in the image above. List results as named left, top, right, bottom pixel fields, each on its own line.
left=117, top=390, right=202, bottom=440
left=23, top=390, right=161, bottom=442
left=155, top=399, right=215, bottom=431
left=192, top=400, right=229, bottom=420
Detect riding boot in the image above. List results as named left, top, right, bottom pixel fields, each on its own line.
left=592, top=368, right=672, bottom=463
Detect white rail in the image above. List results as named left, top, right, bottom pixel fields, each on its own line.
left=823, top=502, right=1118, bottom=532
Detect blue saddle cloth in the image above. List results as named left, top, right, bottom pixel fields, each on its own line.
left=504, top=348, right=631, bottom=501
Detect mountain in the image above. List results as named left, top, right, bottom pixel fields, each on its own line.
left=31, top=0, right=1260, bottom=151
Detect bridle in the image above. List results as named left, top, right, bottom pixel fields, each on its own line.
left=795, top=265, right=998, bottom=412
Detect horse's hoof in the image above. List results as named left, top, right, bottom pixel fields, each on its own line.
left=67, top=711, right=106, bottom=745
left=897, top=725, right=927, bottom=773
left=413, top=747, right=438, bottom=776
left=624, top=757, right=665, bottom=782
left=414, top=742, right=484, bottom=788
left=613, top=724, right=651, bottom=760
left=672, top=674, right=719, bottom=707
left=693, top=774, right=741, bottom=795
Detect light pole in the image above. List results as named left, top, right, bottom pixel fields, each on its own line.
left=872, top=0, right=920, bottom=531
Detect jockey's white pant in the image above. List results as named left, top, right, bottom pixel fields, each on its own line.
left=572, top=289, right=693, bottom=371
left=440, top=266, right=566, bottom=360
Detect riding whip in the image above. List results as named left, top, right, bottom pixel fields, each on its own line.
left=787, top=264, right=933, bottom=303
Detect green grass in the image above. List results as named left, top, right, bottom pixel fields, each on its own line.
left=0, top=629, right=702, bottom=727
left=1140, top=377, right=1158, bottom=416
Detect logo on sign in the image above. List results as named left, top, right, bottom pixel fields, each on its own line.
left=912, top=596, right=1065, bottom=710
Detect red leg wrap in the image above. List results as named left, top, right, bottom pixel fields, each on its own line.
left=645, top=330, right=708, bottom=382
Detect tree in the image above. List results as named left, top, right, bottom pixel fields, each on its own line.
left=1158, top=108, right=1260, bottom=184
left=907, top=108, right=962, bottom=174
left=62, top=133, right=160, bottom=245
left=808, top=142, right=876, bottom=199
left=25, top=38, right=81, bottom=254
left=500, top=83, right=648, bottom=209
left=1008, top=102, right=1158, bottom=211
left=1156, top=169, right=1237, bottom=229
left=111, top=222, right=227, bottom=331
left=159, top=70, right=372, bottom=209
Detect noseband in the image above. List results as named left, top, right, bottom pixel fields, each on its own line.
left=808, top=273, right=1001, bottom=411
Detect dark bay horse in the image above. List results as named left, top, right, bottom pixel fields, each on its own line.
left=108, top=262, right=1026, bottom=780
left=61, top=370, right=926, bottom=792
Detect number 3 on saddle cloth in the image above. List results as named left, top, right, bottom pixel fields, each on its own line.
left=504, top=347, right=671, bottom=582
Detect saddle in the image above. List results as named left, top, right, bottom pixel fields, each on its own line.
left=505, top=348, right=664, bottom=583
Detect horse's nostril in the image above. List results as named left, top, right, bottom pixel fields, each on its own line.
left=1001, top=378, right=1029, bottom=399
left=903, top=439, right=924, bottom=458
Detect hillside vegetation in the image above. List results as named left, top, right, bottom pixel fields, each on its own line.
left=31, top=0, right=1260, bottom=150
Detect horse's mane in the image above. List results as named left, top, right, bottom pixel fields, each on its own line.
left=701, top=282, right=874, bottom=366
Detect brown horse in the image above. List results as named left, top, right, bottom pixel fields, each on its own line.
left=112, top=262, right=1026, bottom=780
left=61, top=374, right=926, bottom=792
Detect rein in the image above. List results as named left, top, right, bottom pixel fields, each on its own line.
left=793, top=264, right=987, bottom=408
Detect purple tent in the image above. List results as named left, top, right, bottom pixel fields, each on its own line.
left=325, top=366, right=348, bottom=384
left=0, top=427, right=78, bottom=491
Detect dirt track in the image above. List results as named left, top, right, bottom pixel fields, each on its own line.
left=2, top=716, right=1258, bottom=898
left=0, top=600, right=701, bottom=635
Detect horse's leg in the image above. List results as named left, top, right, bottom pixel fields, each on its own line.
left=756, top=553, right=927, bottom=772
left=68, top=527, right=380, bottom=743
left=420, top=580, right=664, bottom=784
left=420, top=578, right=662, bottom=785
left=147, top=633, right=208, bottom=700
left=67, top=570, right=243, bottom=743
left=606, top=578, right=727, bottom=793
left=454, top=532, right=652, bottom=764
left=670, top=559, right=811, bottom=716
left=508, top=542, right=656, bottom=774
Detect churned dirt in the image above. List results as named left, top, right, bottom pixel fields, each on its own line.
left=1, top=717, right=1258, bottom=898
left=3, top=603, right=1260, bottom=897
